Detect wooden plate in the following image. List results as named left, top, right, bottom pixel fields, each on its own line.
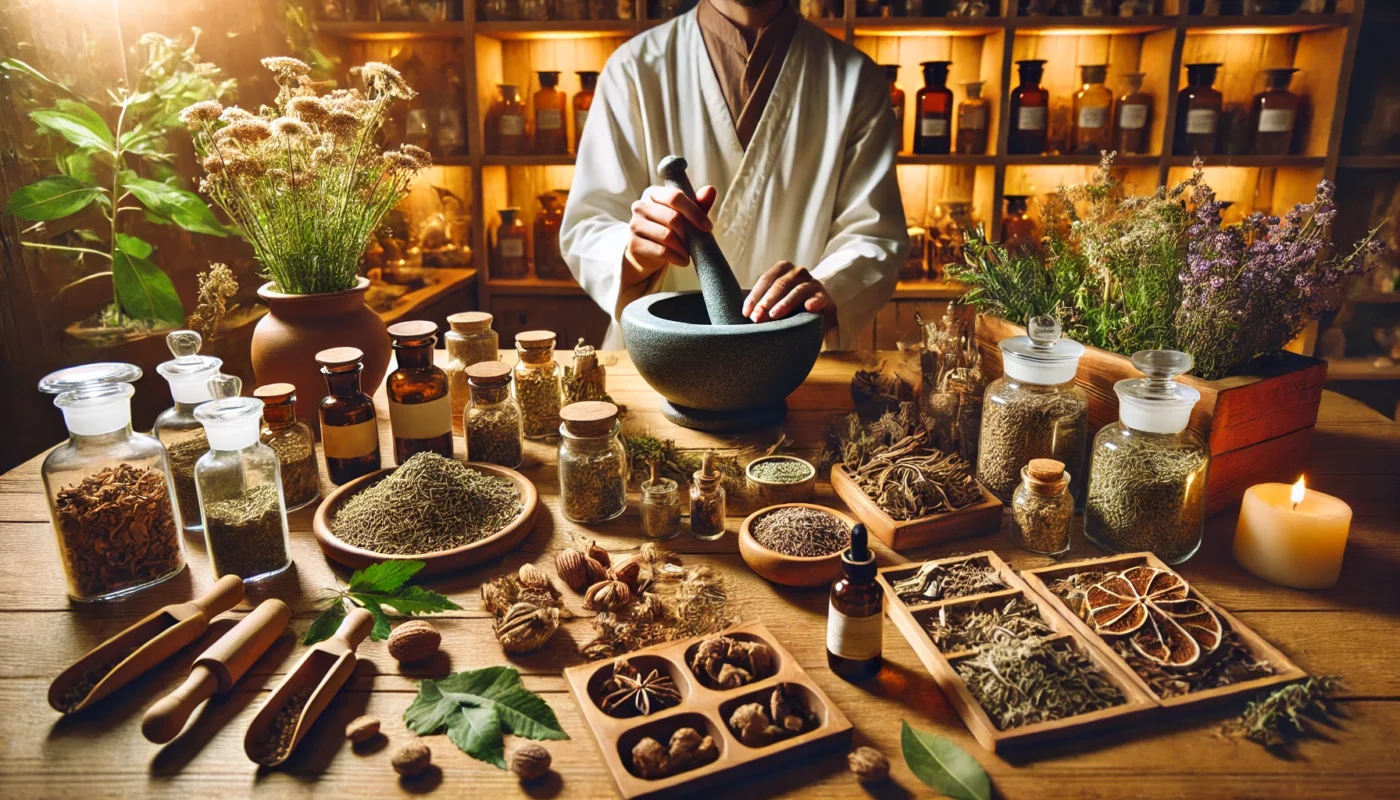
left=311, top=462, right=538, bottom=576
left=738, top=503, right=855, bottom=588
left=831, top=463, right=1002, bottom=551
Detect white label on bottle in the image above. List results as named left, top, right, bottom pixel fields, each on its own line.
left=576, top=109, right=589, bottom=132
left=827, top=600, right=883, bottom=661
left=920, top=118, right=949, bottom=137
left=1258, top=108, right=1294, bottom=133
left=960, top=105, right=987, bottom=130
left=1077, top=105, right=1108, bottom=130
left=500, top=238, right=525, bottom=258
left=1017, top=105, right=1047, bottom=131
left=1186, top=108, right=1218, bottom=135
left=389, top=395, right=451, bottom=441
left=322, top=419, right=379, bottom=460
left=406, top=109, right=430, bottom=137
left=500, top=114, right=525, bottom=136
left=1119, top=103, right=1149, bottom=129
left=537, top=109, right=562, bottom=130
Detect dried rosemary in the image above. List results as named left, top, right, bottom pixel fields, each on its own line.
left=955, top=635, right=1125, bottom=730
left=560, top=445, right=627, bottom=523
left=1084, top=436, right=1209, bottom=564
left=204, top=483, right=289, bottom=580
left=750, top=506, right=849, bottom=557
left=166, top=433, right=210, bottom=527
left=977, top=386, right=1087, bottom=505
left=52, top=464, right=183, bottom=599
left=891, top=558, right=1008, bottom=605
left=1223, top=676, right=1343, bottom=749
left=923, top=595, right=1054, bottom=653
left=467, top=406, right=524, bottom=468
left=515, top=364, right=561, bottom=440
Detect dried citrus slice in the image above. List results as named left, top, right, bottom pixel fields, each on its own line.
left=1154, top=597, right=1223, bottom=655
left=1085, top=573, right=1147, bottom=635
left=1082, top=565, right=1224, bottom=668
left=1134, top=566, right=1189, bottom=603
left=1131, top=606, right=1201, bottom=667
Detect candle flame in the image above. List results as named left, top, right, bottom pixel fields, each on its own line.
left=1291, top=477, right=1306, bottom=508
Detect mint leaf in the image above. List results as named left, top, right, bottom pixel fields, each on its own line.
left=901, top=721, right=990, bottom=800
left=112, top=249, right=184, bottom=325
left=301, top=560, right=457, bottom=645
left=355, top=596, right=394, bottom=642
left=356, top=585, right=462, bottom=616
left=406, top=667, right=569, bottom=770
left=302, top=599, right=347, bottom=645
left=348, top=559, right=425, bottom=594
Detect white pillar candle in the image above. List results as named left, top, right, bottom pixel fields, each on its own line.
left=1233, top=478, right=1352, bottom=589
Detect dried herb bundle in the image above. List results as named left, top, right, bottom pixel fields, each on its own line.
left=923, top=596, right=1053, bottom=653
left=851, top=361, right=916, bottom=408
left=892, top=559, right=1008, bottom=605
left=1223, top=676, right=1344, bottom=749
left=750, top=506, right=849, bottom=557
left=955, top=635, right=1125, bottom=730
left=53, top=464, right=183, bottom=599
left=916, top=305, right=985, bottom=464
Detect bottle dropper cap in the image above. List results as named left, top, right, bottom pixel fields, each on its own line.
left=842, top=523, right=876, bottom=582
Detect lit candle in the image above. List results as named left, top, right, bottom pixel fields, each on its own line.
left=1233, top=477, right=1352, bottom=589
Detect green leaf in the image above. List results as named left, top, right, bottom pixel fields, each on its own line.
left=71, top=228, right=105, bottom=245
left=302, top=599, right=347, bottom=645
left=112, top=249, right=184, bottom=325
left=405, top=667, right=569, bottom=770
left=6, top=176, right=104, bottom=221
left=354, top=596, right=394, bottom=642
left=302, top=560, right=458, bottom=645
left=119, top=172, right=227, bottom=236
left=901, top=721, right=991, bottom=800
left=355, top=586, right=463, bottom=617
left=0, top=58, right=68, bottom=91
left=30, top=109, right=114, bottom=151
left=347, top=559, right=425, bottom=594
left=115, top=233, right=153, bottom=259
left=54, top=100, right=115, bottom=146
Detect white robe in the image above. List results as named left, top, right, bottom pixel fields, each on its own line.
left=560, top=9, right=908, bottom=350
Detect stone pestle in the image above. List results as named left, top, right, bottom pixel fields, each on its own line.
left=656, top=156, right=749, bottom=326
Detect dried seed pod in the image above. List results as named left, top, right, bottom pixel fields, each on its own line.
left=632, top=736, right=669, bottom=779
left=848, top=747, right=890, bottom=783
left=716, top=663, right=752, bottom=689
left=510, top=743, right=552, bottom=782
left=387, top=620, right=441, bottom=664
left=728, top=702, right=777, bottom=747
left=554, top=548, right=591, bottom=592
left=481, top=574, right=521, bottom=614
left=494, top=601, right=561, bottom=654
left=584, top=556, right=610, bottom=586
left=392, top=740, right=432, bottom=777
left=744, top=641, right=775, bottom=679
left=610, top=556, right=642, bottom=592
left=518, top=562, right=552, bottom=590
left=584, top=579, right=632, bottom=612
left=345, top=715, right=380, bottom=743
left=587, top=542, right=611, bottom=568
left=640, top=541, right=681, bottom=567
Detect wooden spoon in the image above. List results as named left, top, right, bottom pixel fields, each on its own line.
left=48, top=575, right=245, bottom=714
left=142, top=598, right=292, bottom=743
left=244, top=607, right=374, bottom=766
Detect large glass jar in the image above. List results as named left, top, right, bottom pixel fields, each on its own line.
left=154, top=330, right=223, bottom=534
left=493, top=207, right=530, bottom=279
left=466, top=361, right=524, bottom=468
left=1174, top=62, right=1222, bottom=156
left=1009, top=458, right=1073, bottom=555
left=978, top=316, right=1088, bottom=506
left=386, top=320, right=453, bottom=464
left=316, top=347, right=383, bottom=485
left=558, top=401, right=627, bottom=523
left=195, top=395, right=293, bottom=582
left=1071, top=64, right=1113, bottom=154
left=253, top=383, right=321, bottom=512
left=444, top=311, right=499, bottom=424
left=39, top=363, right=186, bottom=601
left=1085, top=351, right=1209, bottom=565
left=534, top=192, right=570, bottom=279
left=514, top=330, right=562, bottom=440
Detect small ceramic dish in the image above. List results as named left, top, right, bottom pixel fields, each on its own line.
left=738, top=503, right=856, bottom=588
left=744, top=456, right=817, bottom=505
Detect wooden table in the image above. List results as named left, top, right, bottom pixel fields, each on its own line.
left=3, top=352, right=1398, bottom=799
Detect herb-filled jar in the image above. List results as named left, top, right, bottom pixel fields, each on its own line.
left=154, top=330, right=223, bottom=532
left=978, top=316, right=1088, bottom=506
left=253, top=383, right=320, bottom=512
left=1085, top=350, right=1209, bottom=565
left=386, top=321, right=453, bottom=464
left=316, top=347, right=382, bottom=485
left=558, top=401, right=627, bottom=523
left=514, top=329, right=562, bottom=440
left=688, top=451, right=726, bottom=541
left=444, top=311, right=498, bottom=425
left=38, top=363, right=186, bottom=601
left=1009, top=458, right=1073, bottom=555
left=640, top=470, right=681, bottom=541
left=466, top=361, right=524, bottom=468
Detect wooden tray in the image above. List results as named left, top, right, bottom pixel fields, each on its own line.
left=563, top=622, right=853, bottom=799
left=877, top=553, right=1154, bottom=753
left=830, top=463, right=1003, bottom=550
left=1019, top=552, right=1308, bottom=710
left=310, top=462, right=538, bottom=576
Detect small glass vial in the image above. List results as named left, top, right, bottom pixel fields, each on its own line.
left=514, top=330, right=562, bottom=440
left=534, top=192, right=570, bottom=280
left=827, top=524, right=882, bottom=682
left=955, top=81, right=989, bottom=155
left=39, top=363, right=185, bottom=601
left=1009, top=59, right=1049, bottom=155
left=1251, top=67, right=1301, bottom=156
left=883, top=64, right=905, bottom=153
left=914, top=61, right=954, bottom=156
left=1174, top=62, right=1222, bottom=156
left=1114, top=72, right=1152, bottom=155
left=688, top=450, right=726, bottom=541
left=493, top=208, right=530, bottom=279
left=194, top=392, right=292, bottom=582
left=640, top=467, right=681, bottom=540
left=558, top=401, right=627, bottom=523
left=316, top=347, right=382, bottom=485
left=534, top=71, right=568, bottom=155
left=1072, top=64, right=1113, bottom=154
left=1085, top=350, right=1209, bottom=565
left=466, top=361, right=524, bottom=469
left=1002, top=195, right=1035, bottom=252
left=485, top=84, right=528, bottom=155
left=253, top=383, right=320, bottom=512
left=1009, top=458, right=1073, bottom=555
left=445, top=311, right=499, bottom=425
left=565, top=337, right=607, bottom=403
left=386, top=320, right=453, bottom=464
left=154, top=329, right=223, bottom=533
left=574, top=71, right=598, bottom=151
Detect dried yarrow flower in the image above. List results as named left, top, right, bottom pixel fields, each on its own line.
left=180, top=100, right=224, bottom=126
left=287, top=95, right=329, bottom=125
left=219, top=119, right=273, bottom=144
left=355, top=61, right=414, bottom=100
left=261, top=56, right=311, bottom=77
left=271, top=117, right=311, bottom=138
left=219, top=106, right=255, bottom=123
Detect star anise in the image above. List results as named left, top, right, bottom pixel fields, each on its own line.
left=600, top=657, right=681, bottom=718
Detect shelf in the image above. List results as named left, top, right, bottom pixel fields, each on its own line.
left=487, top=277, right=586, bottom=296
left=1165, top=155, right=1325, bottom=169
left=1349, top=291, right=1400, bottom=305
left=476, top=20, right=638, bottom=39
left=1325, top=357, right=1400, bottom=382
left=377, top=268, right=478, bottom=324
left=893, top=278, right=966, bottom=300
left=317, top=21, right=464, bottom=40
left=1182, top=13, right=1351, bottom=34
left=1010, top=15, right=1175, bottom=35
left=1004, top=154, right=1159, bottom=167
left=896, top=154, right=995, bottom=166
left=852, top=16, right=1001, bottom=36
left=432, top=155, right=473, bottom=166
left=483, top=154, right=576, bottom=166
left=1339, top=156, right=1400, bottom=169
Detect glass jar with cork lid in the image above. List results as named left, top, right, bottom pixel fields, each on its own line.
left=1009, top=458, right=1073, bottom=555
left=640, top=462, right=681, bottom=541
left=557, top=401, right=627, bottom=523
left=514, top=330, right=562, bottom=440
left=386, top=321, right=453, bottom=464
left=154, top=330, right=223, bottom=533
left=688, top=451, right=727, bottom=541
left=316, top=347, right=382, bottom=485
left=39, top=363, right=186, bottom=601
left=444, top=311, right=498, bottom=426
left=466, top=360, right=524, bottom=468
left=253, top=383, right=320, bottom=512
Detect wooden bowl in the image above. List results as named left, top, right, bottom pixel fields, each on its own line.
left=311, top=462, right=538, bottom=576
left=745, top=455, right=817, bottom=505
left=738, top=503, right=856, bottom=588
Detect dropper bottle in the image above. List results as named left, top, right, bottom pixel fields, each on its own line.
left=827, top=523, right=883, bottom=681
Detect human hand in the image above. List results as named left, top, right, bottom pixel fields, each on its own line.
left=743, top=261, right=832, bottom=323
left=624, top=184, right=718, bottom=281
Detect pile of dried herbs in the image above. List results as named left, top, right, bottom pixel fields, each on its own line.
left=1223, top=676, right=1344, bottom=749
left=891, top=558, right=1008, bottom=606
left=623, top=433, right=747, bottom=494
left=923, top=595, right=1053, bottom=653
left=955, top=635, right=1125, bottom=730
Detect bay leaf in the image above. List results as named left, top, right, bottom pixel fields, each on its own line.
left=901, top=720, right=991, bottom=800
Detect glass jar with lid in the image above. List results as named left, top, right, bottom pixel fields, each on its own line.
left=977, top=315, right=1088, bottom=506
left=557, top=401, right=627, bottom=523
left=688, top=450, right=727, bottom=541
left=640, top=469, right=681, bottom=540
left=253, top=383, right=320, bottom=512
left=514, top=329, right=562, bottom=440
left=444, top=311, right=499, bottom=425
left=39, top=363, right=186, bottom=601
left=465, top=361, right=524, bottom=468
left=1009, top=458, right=1073, bottom=555
left=154, top=330, right=223, bottom=533
left=1084, top=350, right=1209, bottom=565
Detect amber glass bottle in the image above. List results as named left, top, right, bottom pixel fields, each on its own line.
left=385, top=321, right=453, bottom=464
left=1003, top=195, right=1035, bottom=252
left=574, top=71, right=598, bottom=152
left=534, top=192, right=569, bottom=280
left=956, top=81, right=990, bottom=155
left=1114, top=72, right=1152, bottom=155
left=883, top=64, right=905, bottom=153
left=493, top=208, right=530, bottom=279
left=1009, top=59, right=1049, bottom=155
left=1251, top=67, right=1301, bottom=156
left=533, top=71, right=568, bottom=156
left=316, top=347, right=381, bottom=485
left=914, top=61, right=954, bottom=155
left=1174, top=63, right=1222, bottom=156
left=827, top=523, right=883, bottom=681
left=1072, top=64, right=1113, bottom=154
left=485, top=84, right=528, bottom=155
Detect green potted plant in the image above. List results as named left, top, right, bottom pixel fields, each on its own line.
left=183, top=56, right=429, bottom=432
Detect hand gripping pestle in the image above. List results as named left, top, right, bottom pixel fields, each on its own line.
left=656, top=155, right=749, bottom=325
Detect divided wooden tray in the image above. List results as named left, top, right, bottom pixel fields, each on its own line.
left=563, top=622, right=853, bottom=799
left=831, top=463, right=1002, bottom=550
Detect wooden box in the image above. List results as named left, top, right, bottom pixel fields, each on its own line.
left=563, top=622, right=853, bottom=799
left=831, top=463, right=1003, bottom=551
left=975, top=316, right=1326, bottom=515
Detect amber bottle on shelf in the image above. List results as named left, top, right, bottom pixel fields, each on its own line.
left=1072, top=64, right=1113, bottom=154
left=1174, top=63, right=1223, bottom=156
left=574, top=71, right=598, bottom=152
left=883, top=64, right=905, bottom=153
left=1009, top=59, right=1049, bottom=155
left=533, top=71, right=568, bottom=156
left=386, top=321, right=453, bottom=464
left=1251, top=67, right=1301, bottom=156
left=485, top=84, right=529, bottom=155
left=1002, top=195, right=1035, bottom=252
left=493, top=208, right=530, bottom=279
left=534, top=192, right=570, bottom=280
left=316, top=347, right=381, bottom=486
left=1114, top=72, right=1152, bottom=155
left=914, top=61, right=954, bottom=155
left=956, top=81, right=989, bottom=155
left=827, top=523, right=883, bottom=681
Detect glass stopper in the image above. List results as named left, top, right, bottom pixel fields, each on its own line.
left=1132, top=350, right=1193, bottom=392
left=1026, top=315, right=1061, bottom=351
left=166, top=329, right=203, bottom=361
left=209, top=373, right=243, bottom=399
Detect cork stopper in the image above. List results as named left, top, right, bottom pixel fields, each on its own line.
left=253, top=382, right=296, bottom=406
left=316, top=346, right=364, bottom=373
left=448, top=311, right=493, bottom=332
left=694, top=450, right=721, bottom=489
left=516, top=329, right=556, bottom=349
left=388, top=320, right=438, bottom=342
left=560, top=400, right=618, bottom=437
left=466, top=360, right=512, bottom=387
left=1024, top=458, right=1070, bottom=497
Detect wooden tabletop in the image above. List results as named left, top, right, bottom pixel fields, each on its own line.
left=3, top=351, right=1398, bottom=799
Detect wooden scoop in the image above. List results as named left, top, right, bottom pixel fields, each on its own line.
left=48, top=575, right=245, bottom=714
left=656, top=155, right=749, bottom=325
left=142, top=599, right=292, bottom=743
left=244, top=607, right=374, bottom=766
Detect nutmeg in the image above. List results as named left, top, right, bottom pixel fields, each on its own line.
left=587, top=542, right=611, bottom=568
left=610, top=556, right=642, bottom=591
left=391, top=739, right=432, bottom=777
left=583, top=579, right=632, bottom=611
left=554, top=548, right=591, bottom=592
left=387, top=619, right=441, bottom=664
left=510, top=743, right=552, bottom=782
left=518, top=562, right=551, bottom=589
left=345, top=715, right=381, bottom=744
left=848, top=746, right=890, bottom=783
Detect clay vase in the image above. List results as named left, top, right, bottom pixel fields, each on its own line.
left=251, top=277, right=390, bottom=437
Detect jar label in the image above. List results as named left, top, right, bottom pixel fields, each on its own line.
left=1077, top=105, right=1108, bottom=130
left=576, top=109, right=589, bottom=132
left=827, top=601, right=883, bottom=661
left=1119, top=103, right=1149, bottom=129
left=920, top=117, right=949, bottom=137
left=1258, top=108, right=1294, bottom=133
left=1186, top=108, right=1218, bottom=135
left=959, top=105, right=987, bottom=130
left=389, top=395, right=451, bottom=441
left=500, top=238, right=525, bottom=258
left=323, top=419, right=379, bottom=459
left=537, top=109, right=563, bottom=130
left=1017, top=106, right=1047, bottom=131
left=500, top=113, right=525, bottom=136
left=406, top=109, right=430, bottom=137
